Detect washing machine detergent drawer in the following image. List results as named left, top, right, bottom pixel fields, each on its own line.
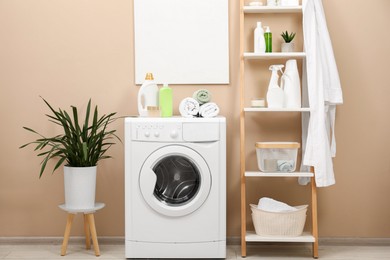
left=182, top=122, right=220, bottom=141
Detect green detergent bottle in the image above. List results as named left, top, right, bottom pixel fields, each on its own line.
left=159, top=83, right=173, bottom=117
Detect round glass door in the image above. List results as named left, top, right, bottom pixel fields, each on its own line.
left=153, top=155, right=200, bottom=206
left=139, top=145, right=211, bottom=217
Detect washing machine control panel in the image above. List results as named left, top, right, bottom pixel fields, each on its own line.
left=132, top=122, right=183, bottom=142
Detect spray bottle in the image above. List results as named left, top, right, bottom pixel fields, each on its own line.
left=266, top=65, right=285, bottom=108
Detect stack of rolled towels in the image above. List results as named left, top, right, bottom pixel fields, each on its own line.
left=179, top=89, right=220, bottom=118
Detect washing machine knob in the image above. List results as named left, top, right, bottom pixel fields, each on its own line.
left=154, top=131, right=160, bottom=137
left=144, top=131, right=150, bottom=137
left=170, top=129, right=178, bottom=139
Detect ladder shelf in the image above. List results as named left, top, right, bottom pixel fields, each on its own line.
left=243, top=52, right=306, bottom=59
left=239, top=0, right=318, bottom=258
left=246, top=231, right=315, bottom=243
left=243, top=5, right=303, bottom=14
left=244, top=107, right=310, bottom=112
left=245, top=171, right=314, bottom=177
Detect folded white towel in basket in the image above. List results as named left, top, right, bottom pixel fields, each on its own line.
left=199, top=102, right=220, bottom=118
left=179, top=97, right=200, bottom=118
left=257, top=197, right=298, bottom=212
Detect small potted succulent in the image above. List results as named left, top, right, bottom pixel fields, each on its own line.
left=20, top=97, right=120, bottom=209
left=281, top=30, right=296, bottom=52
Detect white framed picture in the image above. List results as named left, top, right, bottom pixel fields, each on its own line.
left=134, top=0, right=229, bottom=84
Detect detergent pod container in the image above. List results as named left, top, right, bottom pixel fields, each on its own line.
left=266, top=65, right=285, bottom=108
left=138, top=73, right=159, bottom=117
left=282, top=59, right=301, bottom=108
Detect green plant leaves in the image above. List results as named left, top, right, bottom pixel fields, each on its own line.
left=20, top=97, right=120, bottom=178
left=281, top=30, right=296, bottom=43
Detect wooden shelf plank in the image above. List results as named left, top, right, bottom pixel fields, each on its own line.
left=243, top=5, right=303, bottom=14
left=246, top=231, right=315, bottom=243
left=244, top=107, right=310, bottom=112
left=245, top=171, right=314, bottom=177
left=243, top=52, right=306, bottom=59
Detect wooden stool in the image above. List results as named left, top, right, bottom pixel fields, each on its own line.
left=59, top=202, right=105, bottom=256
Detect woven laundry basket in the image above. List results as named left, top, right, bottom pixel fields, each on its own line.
left=250, top=204, right=308, bottom=237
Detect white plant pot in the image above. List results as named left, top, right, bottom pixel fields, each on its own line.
left=64, top=166, right=97, bottom=210
left=281, top=42, right=294, bottom=52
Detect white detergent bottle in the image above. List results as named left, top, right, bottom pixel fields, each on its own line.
left=266, top=65, right=285, bottom=108
left=254, top=21, right=266, bottom=53
left=282, top=59, right=301, bottom=108
left=138, top=73, right=159, bottom=117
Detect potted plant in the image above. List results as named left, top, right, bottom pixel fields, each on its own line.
left=281, top=30, right=296, bottom=52
left=20, top=97, right=120, bottom=209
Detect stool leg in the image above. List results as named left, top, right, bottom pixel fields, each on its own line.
left=61, top=213, right=75, bottom=256
left=86, top=213, right=100, bottom=256
left=84, top=214, right=91, bottom=250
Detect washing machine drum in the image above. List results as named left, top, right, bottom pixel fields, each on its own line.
left=153, top=155, right=200, bottom=205
left=139, top=145, right=212, bottom=217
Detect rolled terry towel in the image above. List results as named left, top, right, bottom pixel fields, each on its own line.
left=199, top=102, right=220, bottom=118
left=193, top=89, right=212, bottom=104
left=179, top=97, right=200, bottom=118
left=257, top=197, right=297, bottom=212
left=277, top=160, right=295, bottom=172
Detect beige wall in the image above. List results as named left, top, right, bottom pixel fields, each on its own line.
left=0, top=0, right=389, bottom=238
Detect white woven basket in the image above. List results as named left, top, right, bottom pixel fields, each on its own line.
left=250, top=204, right=308, bottom=237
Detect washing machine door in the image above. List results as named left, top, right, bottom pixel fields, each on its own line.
left=139, top=145, right=211, bottom=217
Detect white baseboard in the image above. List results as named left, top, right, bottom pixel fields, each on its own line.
left=1, top=236, right=390, bottom=246
left=319, top=237, right=390, bottom=246
left=0, top=236, right=125, bottom=245
left=227, top=236, right=390, bottom=246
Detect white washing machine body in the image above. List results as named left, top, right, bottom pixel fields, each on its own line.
left=124, top=117, right=226, bottom=259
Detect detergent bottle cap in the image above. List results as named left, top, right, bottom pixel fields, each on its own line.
left=257, top=21, right=262, bottom=28
left=145, top=73, right=154, bottom=80
left=265, top=26, right=271, bottom=33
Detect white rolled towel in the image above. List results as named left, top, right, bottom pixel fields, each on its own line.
left=179, top=97, right=200, bottom=118
left=257, top=197, right=297, bottom=212
left=199, top=102, right=220, bottom=118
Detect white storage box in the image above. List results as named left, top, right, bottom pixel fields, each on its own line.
left=250, top=204, right=308, bottom=237
left=255, top=142, right=300, bottom=172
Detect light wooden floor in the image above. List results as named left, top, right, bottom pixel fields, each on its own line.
left=1, top=242, right=390, bottom=259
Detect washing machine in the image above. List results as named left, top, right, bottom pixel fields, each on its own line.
left=124, top=117, right=226, bottom=259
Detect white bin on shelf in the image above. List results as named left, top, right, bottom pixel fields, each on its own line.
left=250, top=204, right=308, bottom=237
left=255, top=142, right=300, bottom=172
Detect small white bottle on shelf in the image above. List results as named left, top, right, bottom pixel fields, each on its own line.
left=254, top=22, right=266, bottom=53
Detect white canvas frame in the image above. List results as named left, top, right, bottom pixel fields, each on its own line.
left=134, top=0, right=230, bottom=84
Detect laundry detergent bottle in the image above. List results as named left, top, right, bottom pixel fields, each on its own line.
left=138, top=73, right=159, bottom=117
left=159, top=83, right=173, bottom=117
left=266, top=65, right=285, bottom=108
left=282, top=59, right=301, bottom=108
